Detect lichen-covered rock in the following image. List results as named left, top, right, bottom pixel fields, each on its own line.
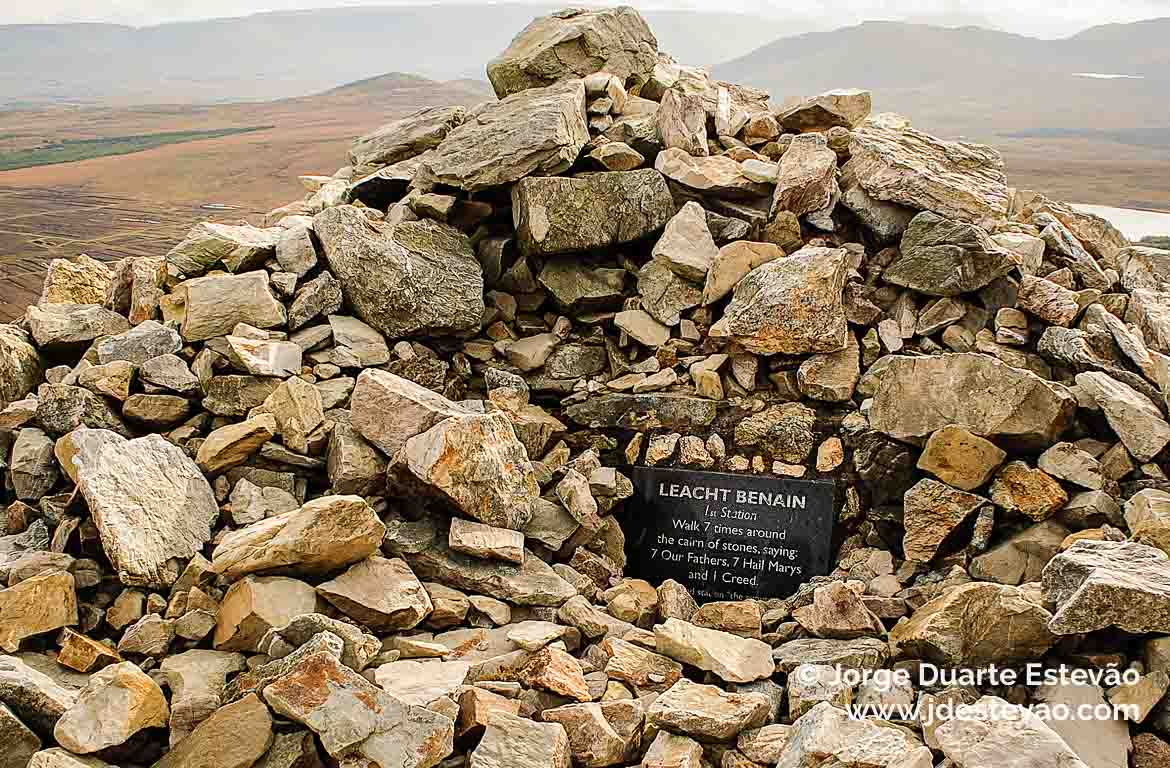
left=418, top=79, right=589, bottom=191
left=710, top=246, right=848, bottom=355
left=513, top=170, right=672, bottom=256
left=487, top=6, right=657, bottom=98
left=315, top=205, right=483, bottom=339
left=848, top=114, right=1010, bottom=221
left=349, top=105, right=466, bottom=171
left=1043, top=540, right=1170, bottom=635
left=883, top=211, right=1016, bottom=296
left=166, top=222, right=279, bottom=277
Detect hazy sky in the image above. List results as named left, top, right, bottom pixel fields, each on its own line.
left=3, top=0, right=1169, bottom=38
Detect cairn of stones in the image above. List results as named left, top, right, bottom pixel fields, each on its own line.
left=4, top=5, right=1170, bottom=767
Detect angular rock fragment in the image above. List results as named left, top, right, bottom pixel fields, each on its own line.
left=709, top=246, right=848, bottom=355
left=1043, top=540, right=1170, bottom=634
left=1076, top=371, right=1170, bottom=462
left=647, top=679, right=769, bottom=741
left=154, top=693, right=273, bottom=768
left=211, top=495, right=385, bottom=580
left=315, top=205, right=483, bottom=339
left=166, top=222, right=278, bottom=277
left=771, top=133, right=838, bottom=218
left=349, top=105, right=466, bottom=170
left=470, top=711, right=571, bottom=768
left=487, top=6, right=657, bottom=98
left=902, top=479, right=986, bottom=562
left=178, top=271, right=285, bottom=342
left=653, top=618, right=774, bottom=683
left=53, top=662, right=168, bottom=754
left=0, top=571, right=77, bottom=652
left=317, top=556, right=432, bottom=631
left=513, top=170, right=672, bottom=256
left=883, top=211, right=1016, bottom=296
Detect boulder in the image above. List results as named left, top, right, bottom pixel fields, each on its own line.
left=771, top=133, right=838, bottom=218
left=646, top=679, right=769, bottom=741
left=158, top=650, right=248, bottom=746
left=73, top=432, right=216, bottom=588
left=0, top=326, right=42, bottom=405
left=315, top=205, right=483, bottom=339
left=890, top=582, right=1055, bottom=665
left=870, top=353, right=1076, bottom=449
left=349, top=105, right=466, bottom=170
left=317, top=556, right=432, bottom=631
left=848, top=115, right=1010, bottom=221
left=154, top=693, right=273, bottom=768
left=778, top=89, right=872, bottom=132
left=709, top=246, right=849, bottom=355
left=397, top=411, right=538, bottom=530
left=418, top=80, right=588, bottom=191
left=1075, top=371, right=1170, bottom=462
left=1043, top=540, right=1170, bottom=634
left=654, top=618, right=774, bottom=683
left=657, top=87, right=707, bottom=156
left=654, top=148, right=771, bottom=199
left=53, top=662, right=168, bottom=754
left=883, top=211, right=1016, bottom=296
left=26, top=304, right=128, bottom=349
left=37, top=254, right=111, bottom=307
left=211, top=495, right=385, bottom=580
left=350, top=369, right=469, bottom=457
left=469, top=711, right=571, bottom=768
left=95, top=320, right=181, bottom=365
left=776, top=702, right=926, bottom=768
left=487, top=6, right=657, bottom=98
left=902, top=479, right=987, bottom=562
left=513, top=169, right=673, bottom=256
left=538, top=259, right=627, bottom=314
left=989, top=461, right=1068, bottom=521
left=166, top=222, right=278, bottom=277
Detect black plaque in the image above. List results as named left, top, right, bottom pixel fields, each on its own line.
left=625, top=467, right=834, bottom=602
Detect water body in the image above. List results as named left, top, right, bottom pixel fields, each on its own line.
left=1072, top=204, right=1170, bottom=241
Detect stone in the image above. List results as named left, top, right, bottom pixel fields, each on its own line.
left=614, top=309, right=670, bottom=348
left=262, top=650, right=454, bottom=767
left=449, top=518, right=525, bottom=564
left=487, top=6, right=657, bottom=98
left=274, top=223, right=318, bottom=277
left=637, top=259, right=702, bottom=326
left=657, top=88, right=708, bottom=156
left=652, top=202, right=717, bottom=282
left=884, top=212, right=1016, bottom=296
left=890, top=582, right=1055, bottom=665
left=1076, top=371, right=1170, bottom=462
left=196, top=415, right=277, bottom=475
left=212, top=576, right=318, bottom=655
left=37, top=254, right=111, bottom=307
left=701, top=241, right=784, bottom=306
left=647, top=679, right=769, bottom=741
left=935, top=696, right=1089, bottom=768
left=1126, top=289, right=1170, bottom=354
left=374, top=660, right=471, bottom=706
left=709, top=246, right=848, bottom=355
left=589, top=141, right=644, bottom=171
left=315, top=206, right=483, bottom=339
left=469, top=711, right=570, bottom=768
left=917, top=425, right=1006, bottom=491
left=1108, top=671, right=1168, bottom=723
left=786, top=664, right=853, bottom=718
left=154, top=693, right=273, bottom=768
left=26, top=751, right=116, bottom=768
left=0, top=326, right=42, bottom=406
left=1038, top=442, right=1103, bottom=490
left=284, top=272, right=340, bottom=332
left=792, top=582, right=883, bottom=640
left=159, top=650, right=248, bottom=746
left=778, top=702, right=926, bottom=768
left=1134, top=734, right=1170, bottom=768
left=902, top=479, right=987, bottom=562
left=77, top=360, right=133, bottom=401
left=397, top=411, right=538, bottom=530
left=71, top=432, right=215, bottom=588
left=641, top=731, right=702, bottom=768
left=0, top=655, right=78, bottom=739
left=542, top=700, right=641, bottom=768
left=602, top=636, right=682, bottom=693
left=513, top=170, right=672, bottom=256
left=0, top=571, right=77, bottom=652
left=848, top=116, right=1009, bottom=221
left=350, top=369, right=467, bottom=458
left=10, top=428, right=57, bottom=502
left=796, top=332, right=860, bottom=402
left=654, top=149, right=771, bottom=199
left=53, top=662, right=168, bottom=754
left=166, top=222, right=278, bottom=277
left=57, top=630, right=120, bottom=674
left=1043, top=539, right=1170, bottom=634
left=537, top=260, right=625, bottom=315
left=178, top=271, right=285, bottom=342
left=654, top=618, right=774, bottom=683
left=211, top=495, right=385, bottom=580
left=520, top=646, right=591, bottom=702
left=397, top=536, right=576, bottom=607
left=771, top=133, right=838, bottom=218
left=26, top=304, right=127, bottom=349
left=121, top=393, right=191, bottom=429
left=971, top=520, right=1070, bottom=585
left=117, top=614, right=175, bottom=657
left=778, top=89, right=872, bottom=131
left=35, top=384, right=126, bottom=436
left=349, top=105, right=466, bottom=170
left=317, top=556, right=432, bottom=631
left=0, top=701, right=40, bottom=768
left=104, top=255, right=165, bottom=325
left=734, top=402, right=816, bottom=463
left=989, top=461, right=1068, bottom=521
left=328, top=315, right=390, bottom=367
left=419, top=79, right=588, bottom=192
left=1018, top=275, right=1081, bottom=326
left=870, top=353, right=1076, bottom=449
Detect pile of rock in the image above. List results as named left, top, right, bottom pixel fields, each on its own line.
left=4, top=5, right=1170, bottom=767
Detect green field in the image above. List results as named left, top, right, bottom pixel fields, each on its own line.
left=0, top=126, right=273, bottom=171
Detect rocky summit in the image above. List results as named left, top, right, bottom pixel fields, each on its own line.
left=2, top=5, right=1170, bottom=768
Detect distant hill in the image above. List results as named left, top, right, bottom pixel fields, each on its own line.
left=715, top=19, right=1170, bottom=145
left=0, top=5, right=811, bottom=108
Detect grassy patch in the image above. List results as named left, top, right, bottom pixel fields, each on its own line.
left=0, top=126, right=273, bottom=171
